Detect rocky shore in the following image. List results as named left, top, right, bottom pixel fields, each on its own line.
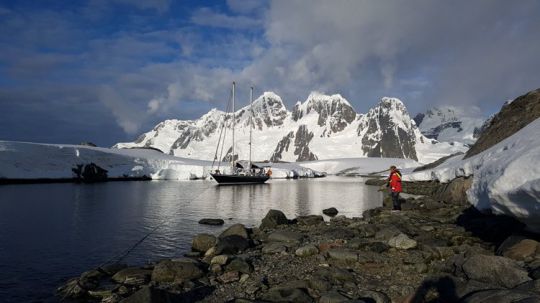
left=59, top=184, right=540, bottom=303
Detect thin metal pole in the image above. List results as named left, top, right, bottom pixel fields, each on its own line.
left=249, top=86, right=253, bottom=171
left=232, top=81, right=235, bottom=169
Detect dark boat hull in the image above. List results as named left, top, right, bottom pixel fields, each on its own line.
left=210, top=173, right=269, bottom=185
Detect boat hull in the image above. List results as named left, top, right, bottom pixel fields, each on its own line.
left=210, top=173, right=270, bottom=185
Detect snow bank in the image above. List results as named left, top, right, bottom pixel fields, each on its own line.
left=0, top=141, right=322, bottom=181
left=298, top=157, right=420, bottom=175
left=406, top=119, right=540, bottom=231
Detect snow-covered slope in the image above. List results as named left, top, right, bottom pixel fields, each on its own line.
left=116, top=92, right=467, bottom=164
left=414, top=106, right=486, bottom=145
left=406, top=118, right=540, bottom=232
left=0, top=141, right=323, bottom=181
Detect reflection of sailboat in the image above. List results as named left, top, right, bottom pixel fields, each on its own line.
left=210, top=82, right=270, bottom=185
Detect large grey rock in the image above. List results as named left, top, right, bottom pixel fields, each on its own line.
left=262, top=242, right=288, bottom=254
left=327, top=249, right=358, bottom=262
left=260, top=209, right=289, bottom=230
left=356, top=290, right=391, bottom=303
left=267, top=230, right=303, bottom=243
left=460, top=289, right=540, bottom=303
left=388, top=233, right=417, bottom=250
left=461, top=255, right=531, bottom=288
left=215, top=235, right=250, bottom=254
left=225, top=258, right=253, bottom=274
left=501, top=239, right=539, bottom=261
left=375, top=226, right=402, bottom=240
left=219, top=223, right=249, bottom=239
left=296, top=215, right=324, bottom=226
left=191, top=233, right=217, bottom=253
left=151, top=259, right=204, bottom=283
left=319, top=290, right=350, bottom=303
left=112, top=268, right=152, bottom=286
left=260, top=287, right=314, bottom=303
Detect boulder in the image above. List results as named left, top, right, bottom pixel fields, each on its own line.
left=219, top=223, right=249, bottom=239
left=388, top=233, right=418, bottom=250
left=327, top=249, right=358, bottom=262
left=198, top=218, right=225, bottom=225
left=112, top=268, right=152, bottom=286
left=260, top=209, right=289, bottom=230
left=322, top=207, right=339, bottom=216
left=459, top=289, right=540, bottom=303
left=267, top=230, right=303, bottom=243
left=262, top=243, right=288, bottom=254
left=225, top=258, right=253, bottom=274
left=260, top=287, right=314, bottom=303
left=191, top=233, right=217, bottom=253
left=210, top=255, right=229, bottom=266
left=502, top=239, right=539, bottom=261
left=356, top=290, right=391, bottom=303
left=151, top=259, right=204, bottom=283
left=296, top=215, right=324, bottom=226
left=215, top=235, right=250, bottom=254
left=295, top=245, right=319, bottom=257
left=461, top=255, right=531, bottom=288
left=375, top=226, right=402, bottom=240
left=218, top=271, right=240, bottom=284
left=319, top=291, right=350, bottom=303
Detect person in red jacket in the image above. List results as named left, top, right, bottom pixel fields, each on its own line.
left=387, top=165, right=402, bottom=211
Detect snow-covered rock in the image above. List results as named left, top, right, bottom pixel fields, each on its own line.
left=406, top=118, right=540, bottom=232
left=116, top=92, right=467, bottom=164
left=414, top=106, right=486, bottom=145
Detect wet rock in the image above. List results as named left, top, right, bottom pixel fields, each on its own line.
left=215, top=235, right=250, bottom=254
left=295, top=245, right=319, bottom=257
left=267, top=230, right=303, bottom=243
left=319, top=290, right=350, bottom=303
left=198, top=218, right=225, bottom=225
left=219, top=271, right=240, bottom=284
left=260, top=287, right=314, bottom=303
left=112, top=268, right=152, bottom=286
left=461, top=255, right=531, bottom=288
left=327, top=248, right=358, bottom=262
left=260, top=209, right=289, bottom=230
left=388, top=233, right=417, bottom=250
left=120, top=285, right=187, bottom=303
left=151, top=259, right=204, bottom=283
left=192, top=233, right=217, bottom=253
left=262, top=243, right=287, bottom=254
left=225, top=258, right=253, bottom=274
left=57, top=278, right=87, bottom=299
left=308, top=277, right=332, bottom=291
left=99, top=263, right=127, bottom=276
left=297, top=215, right=324, bottom=226
left=515, top=279, right=540, bottom=294
left=323, top=207, right=339, bottom=216
left=219, top=224, right=249, bottom=239
left=322, top=227, right=356, bottom=240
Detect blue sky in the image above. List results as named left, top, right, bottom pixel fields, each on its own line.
left=0, top=0, right=539, bottom=146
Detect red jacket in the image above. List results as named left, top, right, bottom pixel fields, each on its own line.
left=388, top=170, right=402, bottom=193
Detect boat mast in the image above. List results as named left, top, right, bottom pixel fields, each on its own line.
left=232, top=81, right=235, bottom=169
left=249, top=86, right=253, bottom=171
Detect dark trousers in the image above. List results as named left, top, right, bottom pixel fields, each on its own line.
left=391, top=192, right=401, bottom=210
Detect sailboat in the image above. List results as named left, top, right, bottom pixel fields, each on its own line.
left=210, top=82, right=271, bottom=185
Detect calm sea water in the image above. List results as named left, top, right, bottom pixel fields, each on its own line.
left=0, top=177, right=382, bottom=302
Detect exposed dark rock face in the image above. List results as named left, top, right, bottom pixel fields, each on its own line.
left=292, top=94, right=357, bottom=135
left=270, top=131, right=294, bottom=162
left=413, top=152, right=464, bottom=172
left=413, top=113, right=425, bottom=126
left=359, top=98, right=418, bottom=160
left=422, top=121, right=463, bottom=140
left=72, top=163, right=108, bottom=183
left=170, top=126, right=203, bottom=150
left=465, top=88, right=540, bottom=158
left=294, top=125, right=317, bottom=161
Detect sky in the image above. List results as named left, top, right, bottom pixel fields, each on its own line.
left=0, top=0, right=539, bottom=146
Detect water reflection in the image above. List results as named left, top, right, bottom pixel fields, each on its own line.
left=0, top=177, right=382, bottom=302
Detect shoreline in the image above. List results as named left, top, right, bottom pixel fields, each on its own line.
left=57, top=181, right=540, bottom=302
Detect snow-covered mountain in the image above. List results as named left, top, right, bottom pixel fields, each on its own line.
left=115, top=92, right=468, bottom=164
left=413, top=106, right=486, bottom=145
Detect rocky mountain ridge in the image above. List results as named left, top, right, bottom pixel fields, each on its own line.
left=115, top=92, right=468, bottom=164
